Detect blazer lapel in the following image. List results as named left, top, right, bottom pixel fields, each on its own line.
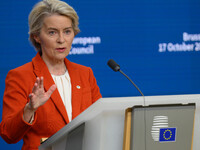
left=65, top=59, right=82, bottom=119
left=32, top=53, right=69, bottom=123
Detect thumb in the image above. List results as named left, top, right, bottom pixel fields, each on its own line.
left=46, top=84, right=57, bottom=97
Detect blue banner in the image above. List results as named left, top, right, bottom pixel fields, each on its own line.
left=0, top=0, right=200, bottom=149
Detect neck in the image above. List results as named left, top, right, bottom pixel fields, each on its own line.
left=42, top=57, right=67, bottom=76
left=49, top=64, right=67, bottom=75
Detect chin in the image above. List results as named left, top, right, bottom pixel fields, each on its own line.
left=55, top=53, right=69, bottom=60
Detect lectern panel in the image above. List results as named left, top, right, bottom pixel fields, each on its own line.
left=65, top=123, right=85, bottom=150
left=131, top=104, right=195, bottom=150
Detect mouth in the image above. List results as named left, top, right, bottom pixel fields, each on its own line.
left=55, top=47, right=66, bottom=52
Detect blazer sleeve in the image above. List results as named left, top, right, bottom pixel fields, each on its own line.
left=0, top=69, right=37, bottom=144
left=88, top=67, right=102, bottom=102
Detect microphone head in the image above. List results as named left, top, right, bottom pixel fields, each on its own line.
left=107, top=59, right=120, bottom=72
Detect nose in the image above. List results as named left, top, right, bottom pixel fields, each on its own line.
left=57, top=33, right=65, bottom=44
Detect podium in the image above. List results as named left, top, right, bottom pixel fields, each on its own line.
left=39, top=95, right=200, bottom=150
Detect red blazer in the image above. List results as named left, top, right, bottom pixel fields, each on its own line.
left=0, top=53, right=102, bottom=150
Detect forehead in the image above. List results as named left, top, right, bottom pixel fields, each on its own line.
left=42, top=14, right=72, bottom=29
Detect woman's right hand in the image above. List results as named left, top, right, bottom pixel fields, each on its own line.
left=23, top=77, right=56, bottom=123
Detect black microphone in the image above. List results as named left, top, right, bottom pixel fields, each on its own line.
left=107, top=59, right=120, bottom=72
left=107, top=59, right=144, bottom=96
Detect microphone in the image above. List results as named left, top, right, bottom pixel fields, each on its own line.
left=107, top=59, right=144, bottom=96
left=108, top=59, right=147, bottom=150
left=107, top=59, right=120, bottom=72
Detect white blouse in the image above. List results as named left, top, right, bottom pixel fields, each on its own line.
left=51, top=70, right=72, bottom=122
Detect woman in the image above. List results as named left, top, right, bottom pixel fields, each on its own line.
left=0, top=0, right=102, bottom=149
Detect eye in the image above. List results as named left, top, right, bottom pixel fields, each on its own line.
left=48, top=30, right=56, bottom=35
left=64, top=29, right=72, bottom=35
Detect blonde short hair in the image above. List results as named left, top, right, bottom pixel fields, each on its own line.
left=28, top=0, right=80, bottom=52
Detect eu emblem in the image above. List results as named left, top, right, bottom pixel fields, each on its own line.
left=159, top=128, right=176, bottom=142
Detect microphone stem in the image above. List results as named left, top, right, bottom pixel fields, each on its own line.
left=119, top=69, right=147, bottom=150
left=119, top=70, right=144, bottom=97
left=118, top=68, right=146, bottom=150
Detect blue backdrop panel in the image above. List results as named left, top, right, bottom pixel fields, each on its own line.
left=0, top=0, right=200, bottom=149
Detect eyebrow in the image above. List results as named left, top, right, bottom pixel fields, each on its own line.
left=47, top=27, right=73, bottom=30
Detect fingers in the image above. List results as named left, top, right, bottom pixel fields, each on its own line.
left=28, top=77, right=56, bottom=112
left=32, top=77, right=39, bottom=93
left=40, top=77, right=44, bottom=89
left=28, top=93, right=34, bottom=100
left=32, top=77, right=44, bottom=93
left=31, top=76, right=56, bottom=98
left=46, top=84, right=57, bottom=97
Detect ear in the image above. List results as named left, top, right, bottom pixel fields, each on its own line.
left=33, top=35, right=41, bottom=44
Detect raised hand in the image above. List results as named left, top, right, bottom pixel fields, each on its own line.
left=23, top=77, right=56, bottom=123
